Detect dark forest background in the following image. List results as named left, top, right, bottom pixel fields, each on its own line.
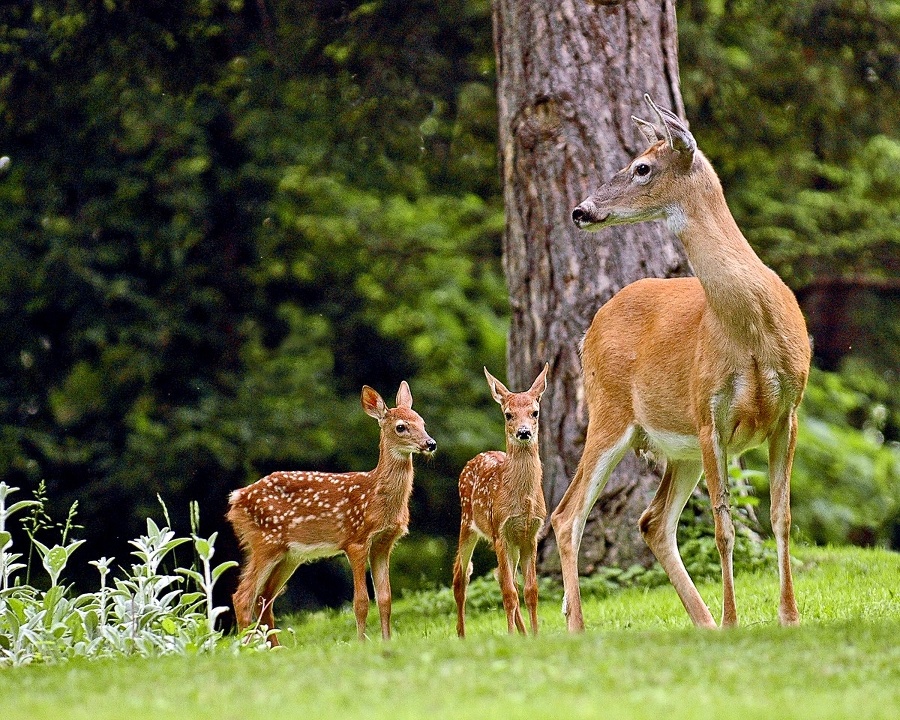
left=1, top=0, right=898, bottom=608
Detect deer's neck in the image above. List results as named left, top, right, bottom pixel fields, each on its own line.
left=502, top=442, right=542, bottom=495
left=372, top=442, right=415, bottom=507
left=673, top=164, right=788, bottom=352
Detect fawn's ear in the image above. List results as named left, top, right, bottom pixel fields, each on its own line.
left=528, top=362, right=550, bottom=401
left=361, top=385, right=388, bottom=420
left=484, top=366, right=511, bottom=405
left=396, top=381, right=413, bottom=409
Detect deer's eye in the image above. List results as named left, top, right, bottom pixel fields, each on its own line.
left=396, top=423, right=407, bottom=434
left=532, top=410, right=539, bottom=418
left=634, top=163, right=651, bottom=177
left=504, top=412, right=513, bottom=421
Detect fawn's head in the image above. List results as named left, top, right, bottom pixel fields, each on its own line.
left=361, top=382, right=436, bottom=457
left=484, top=364, right=549, bottom=447
left=572, top=94, right=700, bottom=234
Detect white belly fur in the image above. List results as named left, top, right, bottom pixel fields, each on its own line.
left=643, top=427, right=701, bottom=460
left=286, top=541, right=342, bottom=564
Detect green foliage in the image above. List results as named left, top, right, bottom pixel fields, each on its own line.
left=679, top=0, right=900, bottom=285
left=1, top=0, right=898, bottom=608
left=746, top=365, right=900, bottom=546
left=0, top=483, right=263, bottom=666
left=0, top=0, right=504, bottom=576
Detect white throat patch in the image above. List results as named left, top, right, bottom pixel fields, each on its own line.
left=665, top=204, right=687, bottom=235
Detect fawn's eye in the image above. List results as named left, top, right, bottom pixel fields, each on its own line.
left=532, top=410, right=539, bottom=418
left=504, top=412, right=513, bottom=421
left=634, top=163, right=651, bottom=177
left=396, top=423, right=407, bottom=433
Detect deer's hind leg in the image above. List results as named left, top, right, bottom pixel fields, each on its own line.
left=453, top=526, right=479, bottom=638
left=249, top=550, right=302, bottom=646
left=639, top=458, right=715, bottom=628
left=551, top=421, right=635, bottom=632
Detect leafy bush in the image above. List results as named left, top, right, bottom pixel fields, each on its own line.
left=745, top=365, right=900, bottom=547
left=0, top=483, right=267, bottom=667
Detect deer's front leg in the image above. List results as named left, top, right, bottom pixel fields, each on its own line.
left=523, top=539, right=540, bottom=635
left=346, top=544, right=370, bottom=640
left=494, top=536, right=525, bottom=634
left=700, top=423, right=737, bottom=627
left=769, top=410, right=800, bottom=626
left=369, top=534, right=397, bottom=640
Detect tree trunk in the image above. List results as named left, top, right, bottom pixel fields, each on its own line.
left=491, top=0, right=692, bottom=573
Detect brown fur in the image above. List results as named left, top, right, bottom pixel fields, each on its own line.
left=553, top=97, right=810, bottom=632
left=452, top=364, right=549, bottom=637
left=227, top=382, right=435, bottom=643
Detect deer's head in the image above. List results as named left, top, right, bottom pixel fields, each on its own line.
left=484, top=364, right=549, bottom=447
left=362, top=382, right=436, bottom=457
left=572, top=94, right=698, bottom=233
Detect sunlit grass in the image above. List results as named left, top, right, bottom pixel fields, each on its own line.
left=2, top=545, right=898, bottom=720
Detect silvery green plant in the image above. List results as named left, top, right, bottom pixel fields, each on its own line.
left=0, top=482, right=267, bottom=666
left=0, top=482, right=39, bottom=592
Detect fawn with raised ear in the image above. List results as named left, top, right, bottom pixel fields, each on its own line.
left=552, top=95, right=810, bottom=632
left=227, top=382, right=435, bottom=643
left=452, top=363, right=549, bottom=637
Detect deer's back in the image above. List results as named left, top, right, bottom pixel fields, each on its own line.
left=228, top=469, right=375, bottom=551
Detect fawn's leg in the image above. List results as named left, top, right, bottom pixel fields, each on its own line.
left=522, top=537, right=540, bottom=635
left=369, top=533, right=399, bottom=640
left=453, top=526, right=479, bottom=638
left=256, top=553, right=304, bottom=646
left=494, top=537, right=525, bottom=634
left=232, top=555, right=266, bottom=632
left=346, top=543, right=371, bottom=641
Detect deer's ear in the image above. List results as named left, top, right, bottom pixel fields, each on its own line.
left=361, top=386, right=388, bottom=420
left=632, top=115, right=661, bottom=146
left=644, top=94, right=696, bottom=157
left=658, top=107, right=696, bottom=156
left=396, top=381, right=413, bottom=409
left=484, top=366, right=511, bottom=405
left=528, top=362, right=550, bottom=401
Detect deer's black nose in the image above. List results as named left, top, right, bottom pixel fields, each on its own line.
left=572, top=207, right=587, bottom=224
left=425, top=439, right=437, bottom=453
left=515, top=428, right=532, bottom=441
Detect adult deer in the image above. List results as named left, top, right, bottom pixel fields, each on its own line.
left=228, top=382, right=435, bottom=643
left=453, top=364, right=549, bottom=637
left=552, top=95, right=810, bottom=631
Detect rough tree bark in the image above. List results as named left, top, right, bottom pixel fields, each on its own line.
left=492, top=0, right=692, bottom=572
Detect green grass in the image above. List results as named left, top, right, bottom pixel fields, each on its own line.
left=2, top=545, right=899, bottom=720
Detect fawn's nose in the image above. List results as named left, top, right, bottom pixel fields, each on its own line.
left=572, top=206, right=588, bottom=225
left=425, top=438, right=437, bottom=453
left=515, top=428, right=532, bottom=441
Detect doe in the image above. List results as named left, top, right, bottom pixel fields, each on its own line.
left=227, top=382, right=435, bottom=643
left=453, top=364, right=549, bottom=637
left=552, top=95, right=810, bottom=631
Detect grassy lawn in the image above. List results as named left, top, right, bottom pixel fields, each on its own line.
left=2, top=545, right=898, bottom=720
